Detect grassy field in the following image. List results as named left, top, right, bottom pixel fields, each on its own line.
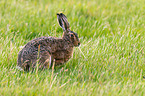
left=0, top=0, right=145, bottom=95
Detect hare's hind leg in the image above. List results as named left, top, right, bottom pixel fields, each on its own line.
left=39, top=52, right=53, bottom=69
left=21, top=60, right=31, bottom=71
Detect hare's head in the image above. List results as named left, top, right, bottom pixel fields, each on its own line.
left=57, top=13, right=80, bottom=47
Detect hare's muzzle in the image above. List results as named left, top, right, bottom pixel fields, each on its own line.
left=78, top=42, right=80, bottom=46
left=75, top=42, right=80, bottom=47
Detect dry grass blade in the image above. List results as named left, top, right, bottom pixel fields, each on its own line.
left=59, top=79, right=71, bottom=89
left=48, top=59, right=56, bottom=92
left=36, top=45, right=41, bottom=74
left=48, top=73, right=58, bottom=91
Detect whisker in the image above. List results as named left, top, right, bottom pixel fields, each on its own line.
left=78, top=47, right=87, bottom=60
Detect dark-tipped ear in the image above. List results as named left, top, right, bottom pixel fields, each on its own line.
left=57, top=13, right=65, bottom=31
left=57, top=13, right=70, bottom=32
left=60, top=13, right=70, bottom=30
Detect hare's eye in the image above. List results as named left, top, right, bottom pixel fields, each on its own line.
left=71, top=34, right=74, bottom=38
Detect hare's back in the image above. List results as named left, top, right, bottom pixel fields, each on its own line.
left=22, top=36, right=55, bottom=53
left=25, top=36, right=55, bottom=48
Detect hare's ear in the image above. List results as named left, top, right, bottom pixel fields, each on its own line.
left=60, top=13, right=70, bottom=29
left=57, top=13, right=64, bottom=30
left=57, top=13, right=70, bottom=32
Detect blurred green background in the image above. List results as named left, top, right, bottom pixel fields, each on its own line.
left=0, top=0, right=145, bottom=95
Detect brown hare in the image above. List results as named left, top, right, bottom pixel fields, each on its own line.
left=17, top=13, right=80, bottom=71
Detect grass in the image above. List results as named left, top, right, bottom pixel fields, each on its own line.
left=0, top=0, right=145, bottom=95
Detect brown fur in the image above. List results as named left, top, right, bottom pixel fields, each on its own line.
left=17, top=13, right=80, bottom=71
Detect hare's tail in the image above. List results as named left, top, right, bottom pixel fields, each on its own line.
left=16, top=66, right=23, bottom=71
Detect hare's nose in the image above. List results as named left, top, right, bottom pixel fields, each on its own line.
left=78, top=42, right=80, bottom=46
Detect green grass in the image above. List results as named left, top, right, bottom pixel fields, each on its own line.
left=0, top=0, right=145, bottom=95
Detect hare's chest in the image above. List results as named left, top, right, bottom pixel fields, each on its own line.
left=53, top=50, right=72, bottom=59
left=52, top=50, right=73, bottom=64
